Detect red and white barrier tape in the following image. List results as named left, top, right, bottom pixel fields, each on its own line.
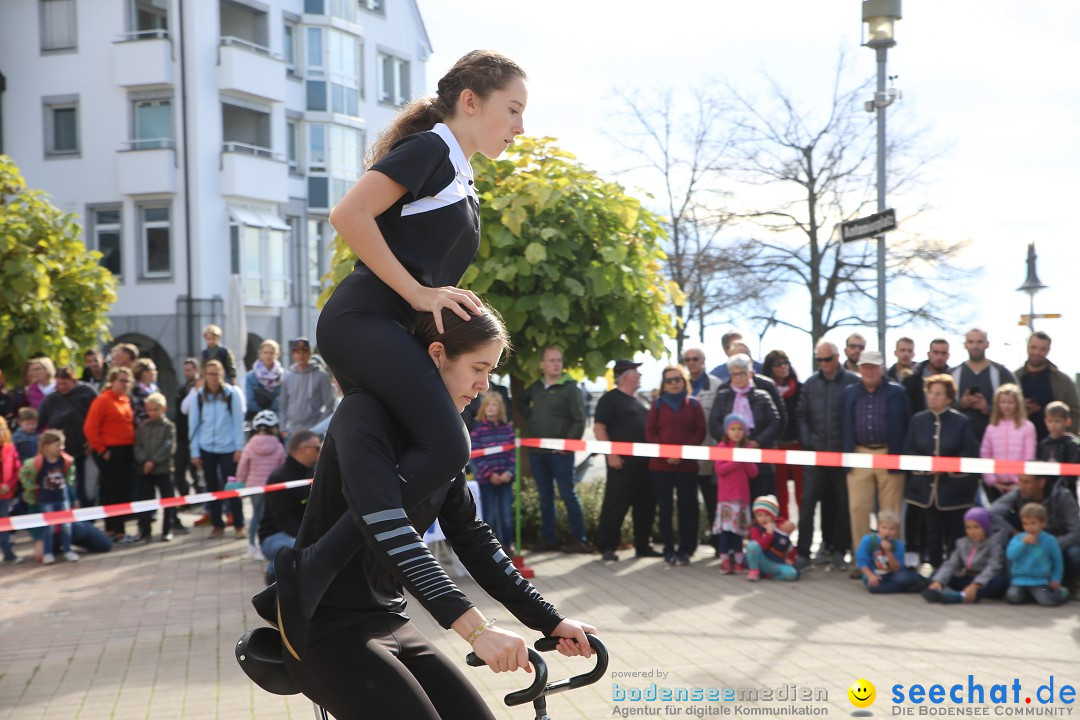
left=516, top=438, right=1080, bottom=477
left=5, top=439, right=1073, bottom=533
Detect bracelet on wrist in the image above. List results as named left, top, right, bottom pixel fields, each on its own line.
left=467, top=617, right=496, bottom=645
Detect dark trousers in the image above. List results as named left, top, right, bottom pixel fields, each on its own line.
left=201, top=452, right=243, bottom=529
left=651, top=470, right=699, bottom=556
left=947, top=574, right=1008, bottom=602
left=866, top=568, right=925, bottom=593
left=137, top=473, right=175, bottom=537
left=698, top=472, right=717, bottom=545
left=750, top=463, right=776, bottom=500
left=96, top=445, right=134, bottom=535
left=72, top=455, right=89, bottom=508
left=797, top=465, right=850, bottom=557
left=596, top=458, right=656, bottom=554
left=924, top=507, right=966, bottom=568
left=283, top=616, right=496, bottom=720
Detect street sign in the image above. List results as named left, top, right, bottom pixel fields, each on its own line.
left=1018, top=313, right=1062, bottom=326
left=839, top=208, right=897, bottom=242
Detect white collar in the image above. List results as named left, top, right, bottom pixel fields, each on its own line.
left=430, top=123, right=474, bottom=183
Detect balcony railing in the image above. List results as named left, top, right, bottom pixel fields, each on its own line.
left=222, top=141, right=284, bottom=161
left=116, top=29, right=169, bottom=42
left=126, top=138, right=175, bottom=151
left=219, top=36, right=281, bottom=60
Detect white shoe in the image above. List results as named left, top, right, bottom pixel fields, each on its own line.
left=42, top=553, right=56, bottom=565
left=63, top=551, right=80, bottom=562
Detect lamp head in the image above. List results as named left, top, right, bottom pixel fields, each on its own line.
left=862, top=0, right=902, bottom=49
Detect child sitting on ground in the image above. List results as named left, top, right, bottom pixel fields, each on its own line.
left=1038, top=401, right=1080, bottom=501
left=746, top=495, right=798, bottom=582
left=19, top=429, right=78, bottom=564
left=855, top=509, right=925, bottom=593
left=714, top=414, right=757, bottom=574
left=923, top=506, right=1006, bottom=603
left=1006, top=503, right=1068, bottom=606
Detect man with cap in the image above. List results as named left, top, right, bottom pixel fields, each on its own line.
left=841, top=349, right=912, bottom=576
left=279, top=338, right=336, bottom=439
left=593, top=360, right=661, bottom=561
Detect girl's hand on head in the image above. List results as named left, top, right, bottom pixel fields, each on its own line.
left=550, top=619, right=598, bottom=659
left=410, top=286, right=484, bottom=333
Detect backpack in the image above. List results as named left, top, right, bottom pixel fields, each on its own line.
left=32, top=452, right=75, bottom=478
left=197, top=386, right=234, bottom=415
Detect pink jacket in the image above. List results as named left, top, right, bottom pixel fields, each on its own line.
left=1, top=443, right=22, bottom=500
left=237, top=434, right=286, bottom=488
left=979, top=419, right=1036, bottom=488
left=714, top=440, right=758, bottom=503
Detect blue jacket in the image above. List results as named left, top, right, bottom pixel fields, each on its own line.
left=188, top=386, right=245, bottom=457
left=1006, top=530, right=1063, bottom=586
left=842, top=381, right=911, bottom=465
left=855, top=532, right=907, bottom=576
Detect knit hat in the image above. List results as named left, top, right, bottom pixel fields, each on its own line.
left=752, top=495, right=779, bottom=520
left=964, top=506, right=992, bottom=536
left=723, top=413, right=747, bottom=436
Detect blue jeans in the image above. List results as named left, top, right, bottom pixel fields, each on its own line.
left=200, top=452, right=243, bottom=529
left=746, top=541, right=799, bottom=580
left=261, top=531, right=296, bottom=579
left=478, top=481, right=514, bottom=550
left=0, top=498, right=15, bottom=560
left=248, top=495, right=265, bottom=548
left=39, top=500, right=72, bottom=555
left=865, top=568, right=925, bottom=593
left=530, top=452, right=585, bottom=544
left=945, top=574, right=1008, bottom=602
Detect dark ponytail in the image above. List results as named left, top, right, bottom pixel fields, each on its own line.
left=413, top=306, right=511, bottom=362
left=368, top=50, right=526, bottom=167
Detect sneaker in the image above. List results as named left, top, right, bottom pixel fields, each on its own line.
left=941, top=589, right=964, bottom=604
left=63, top=551, right=80, bottom=562
left=663, top=551, right=676, bottom=565
left=235, top=527, right=248, bottom=540
left=600, top=551, right=620, bottom=562
left=831, top=551, right=849, bottom=571
left=42, top=553, right=56, bottom=565
left=161, top=533, right=174, bottom=542
left=794, top=556, right=812, bottom=572
left=210, top=527, right=225, bottom=538
left=116, top=534, right=139, bottom=545
left=675, top=554, right=690, bottom=566
left=811, top=549, right=832, bottom=566
left=171, top=524, right=191, bottom=536
left=719, top=555, right=733, bottom=575
left=921, top=588, right=943, bottom=603
left=139, top=534, right=153, bottom=545
left=3, top=555, right=24, bottom=565
left=193, top=513, right=212, bottom=527
left=746, top=569, right=760, bottom=582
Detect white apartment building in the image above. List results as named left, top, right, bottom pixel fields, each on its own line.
left=0, top=0, right=431, bottom=394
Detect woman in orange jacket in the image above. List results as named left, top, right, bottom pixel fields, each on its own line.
left=83, top=367, right=136, bottom=541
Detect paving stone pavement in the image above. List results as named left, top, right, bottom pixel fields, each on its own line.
left=2, top=505, right=1078, bottom=720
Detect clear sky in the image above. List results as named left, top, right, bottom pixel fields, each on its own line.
left=415, top=0, right=1079, bottom=387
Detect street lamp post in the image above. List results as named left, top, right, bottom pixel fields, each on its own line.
left=1018, top=242, right=1047, bottom=332
left=862, top=0, right=901, bottom=354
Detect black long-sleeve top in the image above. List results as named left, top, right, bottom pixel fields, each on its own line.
left=295, top=390, right=562, bottom=639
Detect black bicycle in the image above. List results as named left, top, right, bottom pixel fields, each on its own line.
left=236, top=628, right=608, bottom=720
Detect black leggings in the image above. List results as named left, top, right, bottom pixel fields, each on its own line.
left=316, top=271, right=470, bottom=487
left=283, top=616, right=496, bottom=720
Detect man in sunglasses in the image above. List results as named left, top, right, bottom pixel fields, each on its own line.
left=794, top=341, right=860, bottom=572
left=843, top=333, right=867, bottom=375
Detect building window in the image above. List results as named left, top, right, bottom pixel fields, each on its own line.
left=377, top=52, right=409, bottom=107
left=307, top=219, right=325, bottom=309
left=304, top=0, right=324, bottom=14
left=90, top=206, right=123, bottom=278
left=306, top=28, right=323, bottom=75
left=308, top=124, right=326, bottom=172
left=306, top=80, right=327, bottom=112
left=43, top=95, right=79, bottom=157
left=40, top=0, right=77, bottom=52
left=328, top=31, right=361, bottom=116
left=139, top=204, right=171, bottom=278
left=327, top=0, right=356, bottom=23
left=308, top=177, right=328, bottom=210
left=221, top=101, right=272, bottom=155
left=242, top=224, right=262, bottom=299
left=359, top=0, right=384, bottom=14
left=132, top=97, right=173, bottom=149
left=284, top=22, right=296, bottom=75
left=267, top=228, right=288, bottom=303
left=329, top=125, right=364, bottom=177
left=129, top=0, right=168, bottom=38
left=229, top=208, right=291, bottom=304
left=286, top=120, right=300, bottom=173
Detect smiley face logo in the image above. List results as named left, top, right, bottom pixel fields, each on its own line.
left=848, top=679, right=876, bottom=710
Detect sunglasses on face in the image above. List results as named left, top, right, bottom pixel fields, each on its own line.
left=815, top=355, right=837, bottom=363
left=663, top=377, right=684, bottom=384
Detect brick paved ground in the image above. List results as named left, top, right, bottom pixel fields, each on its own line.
left=2, top=500, right=1079, bottom=720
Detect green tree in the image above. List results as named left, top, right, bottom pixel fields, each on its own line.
left=321, top=136, right=680, bottom=392
left=0, top=155, right=118, bottom=380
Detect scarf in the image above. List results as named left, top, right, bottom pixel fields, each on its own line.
left=660, top=390, right=687, bottom=413
left=778, top=377, right=797, bottom=400
left=255, top=360, right=284, bottom=390
left=690, top=373, right=707, bottom=397
left=732, top=384, right=756, bottom=431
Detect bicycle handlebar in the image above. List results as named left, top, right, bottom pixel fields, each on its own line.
left=465, top=634, right=608, bottom=707
left=465, top=647, right=549, bottom=706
